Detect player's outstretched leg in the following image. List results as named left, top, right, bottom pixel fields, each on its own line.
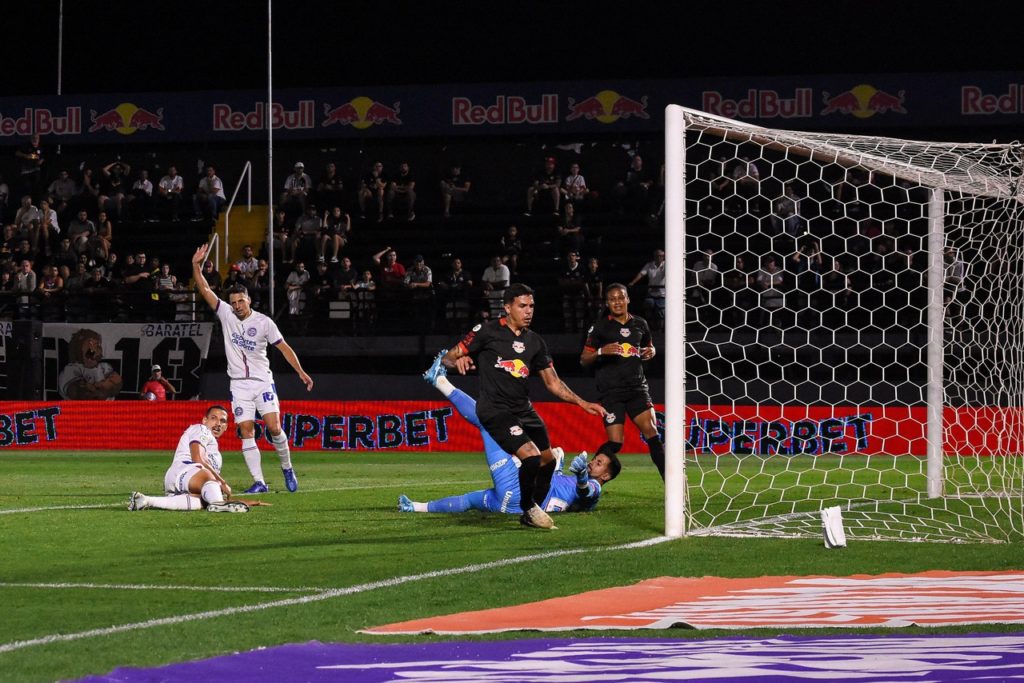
left=128, top=491, right=149, bottom=511
left=398, top=494, right=416, bottom=512
left=422, top=349, right=448, bottom=385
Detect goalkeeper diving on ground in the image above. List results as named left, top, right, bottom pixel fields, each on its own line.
left=399, top=351, right=621, bottom=522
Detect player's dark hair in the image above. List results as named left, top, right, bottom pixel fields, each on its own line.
left=605, top=282, right=628, bottom=300
left=226, top=283, right=249, bottom=298
left=504, top=282, right=534, bottom=304
left=605, top=452, right=622, bottom=481
left=206, top=404, right=228, bottom=417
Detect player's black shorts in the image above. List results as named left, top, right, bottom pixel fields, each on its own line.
left=600, top=389, right=654, bottom=427
left=477, top=406, right=551, bottom=456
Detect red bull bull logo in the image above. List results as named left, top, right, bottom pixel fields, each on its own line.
left=962, top=84, right=1024, bottom=115
left=618, top=343, right=642, bottom=358
left=565, top=90, right=649, bottom=123
left=820, top=85, right=907, bottom=118
left=494, top=357, right=530, bottom=378
left=452, top=95, right=558, bottom=126
left=322, top=97, right=402, bottom=129
left=702, top=89, right=813, bottom=119
left=0, top=107, right=82, bottom=137
left=88, top=103, right=164, bottom=135
left=212, top=100, right=315, bottom=131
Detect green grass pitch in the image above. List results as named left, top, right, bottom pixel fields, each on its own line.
left=0, top=451, right=1020, bottom=683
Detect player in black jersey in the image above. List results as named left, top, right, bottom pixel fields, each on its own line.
left=581, top=283, right=664, bottom=479
left=440, top=283, right=606, bottom=529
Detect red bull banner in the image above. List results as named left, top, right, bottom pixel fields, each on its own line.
left=0, top=401, right=1019, bottom=454
left=3, top=72, right=1024, bottom=145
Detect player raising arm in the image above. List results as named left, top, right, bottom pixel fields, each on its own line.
left=439, top=283, right=605, bottom=530
left=192, top=243, right=313, bottom=494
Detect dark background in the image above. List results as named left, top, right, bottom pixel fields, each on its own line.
left=3, top=2, right=1020, bottom=96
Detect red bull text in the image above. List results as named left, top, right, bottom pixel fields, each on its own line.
left=452, top=95, right=558, bottom=125
left=0, top=107, right=82, bottom=136
left=702, top=89, right=813, bottom=119
left=962, top=84, right=1024, bottom=115
left=212, top=101, right=315, bottom=131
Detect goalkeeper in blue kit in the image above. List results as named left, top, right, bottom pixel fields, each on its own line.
left=399, top=351, right=621, bottom=518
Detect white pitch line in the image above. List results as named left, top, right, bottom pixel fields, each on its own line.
left=0, top=536, right=672, bottom=655
left=0, top=503, right=117, bottom=515
left=0, top=582, right=326, bottom=594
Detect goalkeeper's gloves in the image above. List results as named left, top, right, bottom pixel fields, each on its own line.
left=569, top=451, right=589, bottom=485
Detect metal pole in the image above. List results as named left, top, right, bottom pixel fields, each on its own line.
left=926, top=188, right=946, bottom=498
left=57, top=0, right=63, bottom=95
left=267, top=0, right=276, bottom=317
left=664, top=105, right=687, bottom=538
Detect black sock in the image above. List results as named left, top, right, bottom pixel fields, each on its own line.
left=647, top=434, right=666, bottom=480
left=533, top=459, right=557, bottom=508
left=517, top=455, right=540, bottom=510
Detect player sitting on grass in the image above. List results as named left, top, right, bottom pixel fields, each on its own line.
left=128, top=405, right=268, bottom=513
left=398, top=351, right=620, bottom=521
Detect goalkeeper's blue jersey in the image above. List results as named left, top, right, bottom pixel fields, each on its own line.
left=541, top=472, right=602, bottom=513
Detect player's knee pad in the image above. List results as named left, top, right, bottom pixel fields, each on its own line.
left=598, top=441, right=623, bottom=457
left=200, top=480, right=224, bottom=506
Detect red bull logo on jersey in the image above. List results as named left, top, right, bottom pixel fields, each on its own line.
left=88, top=103, right=164, bottom=135
left=702, top=89, right=813, bottom=119
left=322, top=97, right=403, bottom=129
left=452, top=94, right=558, bottom=125
left=512, top=341, right=525, bottom=353
left=565, top=90, right=649, bottom=123
left=495, top=357, right=530, bottom=378
left=212, top=100, right=315, bottom=131
left=0, top=107, right=82, bottom=136
left=618, top=343, right=642, bottom=358
left=820, top=84, right=907, bottom=118
left=962, top=84, right=1024, bottom=114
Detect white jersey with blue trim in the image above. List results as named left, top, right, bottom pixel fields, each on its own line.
left=214, top=300, right=283, bottom=382
left=172, top=423, right=223, bottom=474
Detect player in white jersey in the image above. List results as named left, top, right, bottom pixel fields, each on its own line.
left=191, top=243, right=314, bottom=494
left=128, top=405, right=255, bottom=512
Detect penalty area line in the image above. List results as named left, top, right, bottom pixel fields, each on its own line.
left=0, top=536, right=672, bottom=655
left=0, top=581, right=328, bottom=594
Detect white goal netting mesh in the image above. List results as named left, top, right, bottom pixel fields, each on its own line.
left=678, top=108, right=1024, bottom=543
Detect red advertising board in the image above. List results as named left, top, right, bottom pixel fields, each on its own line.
left=0, top=401, right=1019, bottom=455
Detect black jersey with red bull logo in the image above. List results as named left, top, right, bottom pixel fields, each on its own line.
left=458, top=318, right=553, bottom=413
left=584, top=313, right=652, bottom=395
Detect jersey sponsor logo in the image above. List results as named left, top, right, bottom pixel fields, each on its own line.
left=500, top=489, right=514, bottom=512
left=489, top=457, right=508, bottom=472
left=605, top=412, right=616, bottom=424
left=619, top=343, right=642, bottom=358
left=229, top=331, right=258, bottom=351
left=495, top=356, right=530, bottom=378
left=509, top=425, right=523, bottom=436
left=620, top=328, right=631, bottom=337
left=512, top=341, right=525, bottom=353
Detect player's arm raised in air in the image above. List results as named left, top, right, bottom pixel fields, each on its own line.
left=274, top=339, right=314, bottom=391
left=191, top=243, right=220, bottom=310
left=190, top=440, right=231, bottom=498
left=538, top=365, right=606, bottom=417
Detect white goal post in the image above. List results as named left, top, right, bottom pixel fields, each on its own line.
left=664, top=104, right=1024, bottom=543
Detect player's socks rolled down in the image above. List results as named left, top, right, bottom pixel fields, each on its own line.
left=533, top=459, right=556, bottom=507
left=647, top=434, right=666, bottom=480
left=269, top=430, right=293, bottom=470
left=517, top=455, right=541, bottom=511
left=241, top=437, right=266, bottom=483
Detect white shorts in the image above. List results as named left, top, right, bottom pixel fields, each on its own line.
left=229, top=379, right=281, bottom=424
left=164, top=461, right=204, bottom=494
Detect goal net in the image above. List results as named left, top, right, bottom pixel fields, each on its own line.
left=663, top=105, right=1024, bottom=544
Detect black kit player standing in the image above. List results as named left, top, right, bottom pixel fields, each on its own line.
left=580, top=283, right=664, bottom=479
left=440, top=283, right=606, bottom=529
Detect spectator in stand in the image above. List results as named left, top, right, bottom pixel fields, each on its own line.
left=358, top=161, right=387, bottom=222
left=319, top=206, right=350, bottom=264
left=100, top=160, right=130, bottom=220
left=558, top=251, right=587, bottom=332
left=12, top=239, right=36, bottom=269
left=140, top=364, right=176, bottom=401
left=755, top=255, right=787, bottom=328
left=500, top=224, right=523, bottom=276
left=14, top=134, right=44, bottom=199
left=107, top=252, right=125, bottom=283
left=65, top=261, right=88, bottom=292
left=157, top=165, right=184, bottom=221
left=372, top=246, right=406, bottom=291
left=53, top=237, right=77, bottom=272
left=287, top=204, right=318, bottom=266
left=48, top=169, right=77, bottom=222
left=77, top=168, right=101, bottom=215
left=481, top=254, right=510, bottom=318
left=201, top=258, right=222, bottom=296
left=249, top=259, right=271, bottom=312
left=193, top=165, right=226, bottom=220
left=560, top=162, right=589, bottom=209
left=438, top=256, right=473, bottom=330
left=386, top=161, right=416, bottom=221
left=353, top=268, right=377, bottom=330
left=123, top=251, right=154, bottom=319
left=312, top=260, right=339, bottom=309
left=155, top=263, right=181, bottom=319
left=234, top=244, right=259, bottom=278
left=336, top=256, right=358, bottom=295
left=286, top=261, right=310, bottom=315
left=613, top=154, right=654, bottom=217
left=557, top=201, right=584, bottom=257
left=525, top=156, right=561, bottom=217
left=128, top=169, right=154, bottom=220
left=13, top=258, right=37, bottom=318
left=405, top=254, right=434, bottom=331
left=89, top=210, right=113, bottom=263
left=14, top=195, right=42, bottom=254
left=222, top=263, right=247, bottom=293
left=37, top=264, right=65, bottom=320
left=38, top=199, right=60, bottom=255
left=583, top=256, right=604, bottom=320
left=440, top=163, right=471, bottom=218
left=272, top=207, right=292, bottom=263
left=315, top=162, right=345, bottom=212
left=628, top=248, right=666, bottom=331
left=67, top=209, right=94, bottom=256
left=280, top=161, right=312, bottom=215
left=0, top=174, right=10, bottom=222
left=772, top=182, right=805, bottom=238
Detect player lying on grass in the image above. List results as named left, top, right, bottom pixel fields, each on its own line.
left=128, top=405, right=269, bottom=513
left=398, top=352, right=620, bottom=521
